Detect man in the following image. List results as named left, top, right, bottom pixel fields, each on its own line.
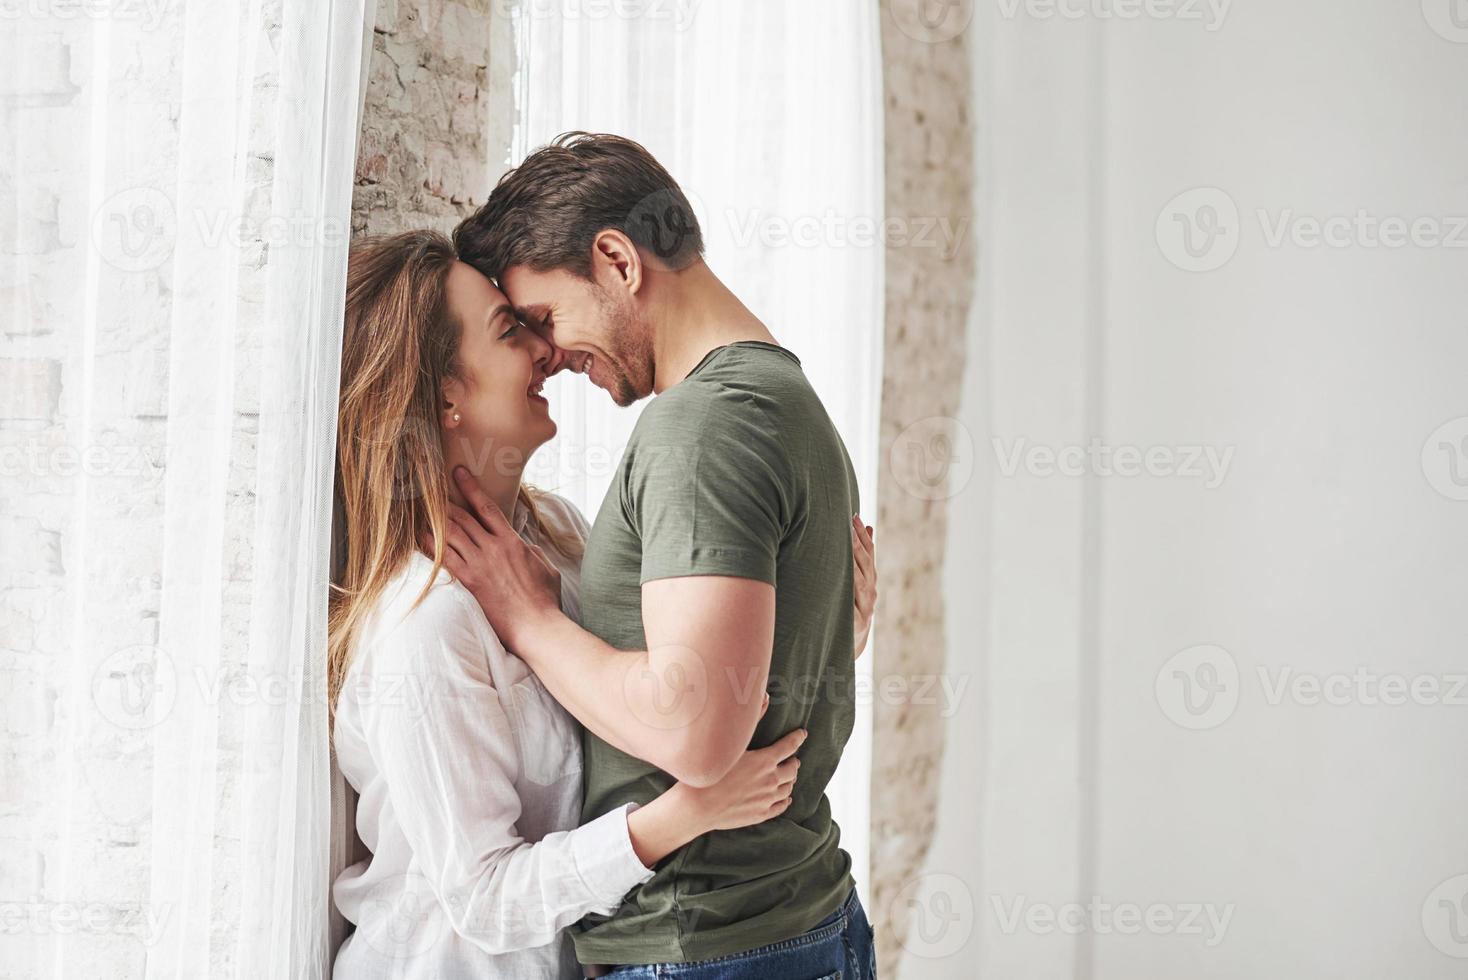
left=445, top=132, right=876, bottom=978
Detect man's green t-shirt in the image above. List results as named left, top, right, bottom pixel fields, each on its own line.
left=573, top=341, right=860, bottom=964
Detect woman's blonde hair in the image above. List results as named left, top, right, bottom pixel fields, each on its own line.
left=328, top=230, right=579, bottom=725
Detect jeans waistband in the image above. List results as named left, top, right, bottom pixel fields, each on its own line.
left=812, top=886, right=860, bottom=931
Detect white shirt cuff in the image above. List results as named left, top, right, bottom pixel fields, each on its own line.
left=572, top=802, right=657, bottom=910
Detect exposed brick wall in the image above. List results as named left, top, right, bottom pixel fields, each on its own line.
left=870, top=2, right=977, bottom=971
left=351, top=0, right=500, bottom=237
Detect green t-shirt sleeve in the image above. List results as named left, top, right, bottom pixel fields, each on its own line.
left=626, top=388, right=788, bottom=586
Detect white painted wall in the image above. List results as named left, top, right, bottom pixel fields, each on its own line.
left=901, top=1, right=1468, bottom=977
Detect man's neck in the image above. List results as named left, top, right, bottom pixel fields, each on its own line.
left=649, top=261, right=778, bottom=394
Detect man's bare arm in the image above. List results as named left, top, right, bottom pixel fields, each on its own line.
left=513, top=576, right=774, bottom=786
left=428, top=467, right=774, bottom=785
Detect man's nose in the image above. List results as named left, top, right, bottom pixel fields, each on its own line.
left=530, top=332, right=571, bottom=377
left=522, top=318, right=570, bottom=376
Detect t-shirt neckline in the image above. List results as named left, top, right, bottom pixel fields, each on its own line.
left=688, top=340, right=800, bottom=379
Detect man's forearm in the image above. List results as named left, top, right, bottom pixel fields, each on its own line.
left=516, top=611, right=651, bottom=757
left=516, top=612, right=747, bottom=783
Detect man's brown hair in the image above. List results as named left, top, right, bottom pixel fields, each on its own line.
left=454, top=131, right=704, bottom=281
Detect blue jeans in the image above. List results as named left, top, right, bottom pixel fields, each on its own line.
left=598, top=888, right=877, bottom=979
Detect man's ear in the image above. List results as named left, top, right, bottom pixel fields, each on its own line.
left=591, top=229, right=643, bottom=297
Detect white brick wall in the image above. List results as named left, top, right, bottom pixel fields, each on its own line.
left=2, top=2, right=290, bottom=976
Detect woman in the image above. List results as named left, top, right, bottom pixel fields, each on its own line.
left=328, top=231, right=877, bottom=979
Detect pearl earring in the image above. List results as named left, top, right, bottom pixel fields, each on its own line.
left=452, top=413, right=460, bottom=423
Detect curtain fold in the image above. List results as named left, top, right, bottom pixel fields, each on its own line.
left=1, top=0, right=371, bottom=976
left=505, top=0, right=885, bottom=892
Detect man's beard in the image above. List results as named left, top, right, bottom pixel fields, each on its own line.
left=598, top=292, right=654, bottom=406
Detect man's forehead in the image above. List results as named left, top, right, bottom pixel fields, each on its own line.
left=511, top=300, right=552, bottom=322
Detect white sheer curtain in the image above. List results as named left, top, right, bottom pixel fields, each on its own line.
left=1, top=1, right=371, bottom=978
left=506, top=0, right=885, bottom=890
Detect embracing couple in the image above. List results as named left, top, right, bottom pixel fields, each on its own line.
left=328, top=133, right=880, bottom=980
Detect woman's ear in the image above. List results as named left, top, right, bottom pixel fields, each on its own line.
left=592, top=229, right=643, bottom=297
left=440, top=377, right=465, bottom=429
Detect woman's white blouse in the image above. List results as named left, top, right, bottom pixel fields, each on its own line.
left=332, top=494, right=653, bottom=980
